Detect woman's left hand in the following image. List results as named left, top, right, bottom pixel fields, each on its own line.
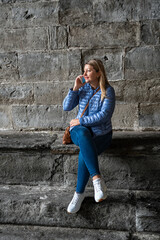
left=70, top=119, right=80, bottom=127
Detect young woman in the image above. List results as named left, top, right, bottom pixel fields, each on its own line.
left=63, top=59, right=115, bottom=213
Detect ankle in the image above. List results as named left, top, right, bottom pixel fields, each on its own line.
left=92, top=175, right=101, bottom=181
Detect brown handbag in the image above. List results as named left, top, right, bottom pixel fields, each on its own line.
left=62, top=87, right=100, bottom=144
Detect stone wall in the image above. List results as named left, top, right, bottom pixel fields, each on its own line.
left=0, top=0, right=160, bottom=131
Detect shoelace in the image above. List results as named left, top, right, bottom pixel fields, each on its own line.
left=71, top=194, right=80, bottom=205
left=94, top=182, right=102, bottom=192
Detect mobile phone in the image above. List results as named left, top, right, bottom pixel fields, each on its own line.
left=82, top=76, right=85, bottom=83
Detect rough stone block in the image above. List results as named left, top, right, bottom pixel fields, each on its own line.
left=0, top=105, right=12, bottom=130
left=141, top=20, right=160, bottom=45
left=112, top=103, right=139, bottom=130
left=11, top=2, right=59, bottom=28
left=136, top=191, right=160, bottom=232
left=125, top=46, right=160, bottom=80
left=0, top=150, right=63, bottom=185
left=122, top=79, right=160, bottom=103
left=0, top=131, right=57, bottom=149
left=0, top=224, right=130, bottom=240
left=82, top=49, right=124, bottom=81
left=0, top=185, right=135, bottom=231
left=59, top=0, right=93, bottom=25
left=109, top=81, right=125, bottom=101
left=12, top=105, right=63, bottom=130
left=34, top=81, right=73, bottom=105
left=133, top=233, right=160, bottom=240
left=0, top=27, right=48, bottom=51
left=49, top=26, right=68, bottom=49
left=69, top=22, right=140, bottom=48
left=0, top=4, right=12, bottom=28
left=0, top=52, right=19, bottom=82
left=0, top=83, right=33, bottom=104
left=139, top=103, right=160, bottom=128
left=18, top=50, right=81, bottom=82
left=93, top=0, right=160, bottom=23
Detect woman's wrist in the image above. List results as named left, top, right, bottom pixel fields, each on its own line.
left=73, top=86, right=79, bottom=91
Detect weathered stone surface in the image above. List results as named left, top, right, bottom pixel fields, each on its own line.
left=64, top=153, right=160, bottom=191
left=0, top=130, right=159, bottom=188
left=34, top=81, right=73, bottom=105
left=0, top=53, right=19, bottom=82
left=136, top=191, right=160, bottom=232
left=0, top=150, right=63, bottom=185
left=0, top=185, right=135, bottom=231
left=0, top=4, right=12, bottom=28
left=12, top=105, right=63, bottom=130
left=0, top=27, right=48, bottom=51
left=139, top=103, right=160, bottom=128
left=11, top=2, right=59, bottom=28
left=141, top=20, right=160, bottom=45
left=49, top=26, right=68, bottom=50
left=133, top=233, right=160, bottom=240
left=0, top=83, right=33, bottom=104
left=0, top=224, right=130, bottom=240
left=69, top=22, right=140, bottom=48
left=125, top=46, right=160, bottom=80
left=82, top=49, right=124, bottom=81
left=59, top=0, right=93, bottom=25
left=18, top=50, right=81, bottom=82
left=0, top=106, right=12, bottom=130
left=93, top=0, right=160, bottom=23
left=122, top=79, right=160, bottom=103
left=0, top=131, right=57, bottom=149
left=112, top=103, right=139, bottom=130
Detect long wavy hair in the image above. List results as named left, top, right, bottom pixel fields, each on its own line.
left=85, top=59, right=110, bottom=101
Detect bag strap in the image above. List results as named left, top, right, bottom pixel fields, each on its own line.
left=80, top=87, right=100, bottom=118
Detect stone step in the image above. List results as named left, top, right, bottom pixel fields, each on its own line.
left=0, top=225, right=160, bottom=240
left=0, top=184, right=160, bottom=233
left=0, top=131, right=160, bottom=191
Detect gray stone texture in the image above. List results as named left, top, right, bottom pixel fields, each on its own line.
left=0, top=131, right=160, bottom=236
left=0, top=0, right=159, bottom=131
left=0, top=53, right=19, bottom=82
left=0, top=83, right=34, bottom=104
left=0, top=27, right=48, bottom=52
left=125, top=46, right=160, bottom=80
left=0, top=106, right=12, bottom=129
left=11, top=2, right=59, bottom=28
left=12, top=105, right=63, bottom=130
left=141, top=20, right=160, bottom=45
left=68, top=22, right=140, bottom=48
left=0, top=185, right=136, bottom=230
left=93, top=0, right=160, bottom=23
left=0, top=131, right=160, bottom=191
left=18, top=50, right=81, bottom=82
left=0, top=224, right=130, bottom=240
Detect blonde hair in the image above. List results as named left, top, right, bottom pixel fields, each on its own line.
left=85, top=59, right=110, bottom=101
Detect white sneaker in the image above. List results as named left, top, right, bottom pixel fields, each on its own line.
left=93, top=178, right=107, bottom=202
left=67, top=192, right=85, bottom=213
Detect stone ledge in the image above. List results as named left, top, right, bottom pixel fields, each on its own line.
left=1, top=225, right=160, bottom=240
left=0, top=130, right=160, bottom=154
left=0, top=185, right=160, bottom=233
left=0, top=224, right=129, bottom=240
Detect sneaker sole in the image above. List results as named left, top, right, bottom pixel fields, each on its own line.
left=96, top=193, right=107, bottom=203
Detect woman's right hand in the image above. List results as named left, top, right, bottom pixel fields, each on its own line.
left=73, top=75, right=85, bottom=91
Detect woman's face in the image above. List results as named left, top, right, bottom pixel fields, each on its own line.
left=83, top=64, right=100, bottom=85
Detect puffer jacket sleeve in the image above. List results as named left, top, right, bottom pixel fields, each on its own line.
left=79, top=86, right=115, bottom=126
left=63, top=88, right=79, bottom=111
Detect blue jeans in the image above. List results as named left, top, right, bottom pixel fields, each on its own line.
left=70, top=125, right=112, bottom=193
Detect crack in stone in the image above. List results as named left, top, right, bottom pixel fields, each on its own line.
left=47, top=155, right=63, bottom=181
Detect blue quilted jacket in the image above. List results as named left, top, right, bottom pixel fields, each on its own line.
left=63, top=83, right=115, bottom=137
